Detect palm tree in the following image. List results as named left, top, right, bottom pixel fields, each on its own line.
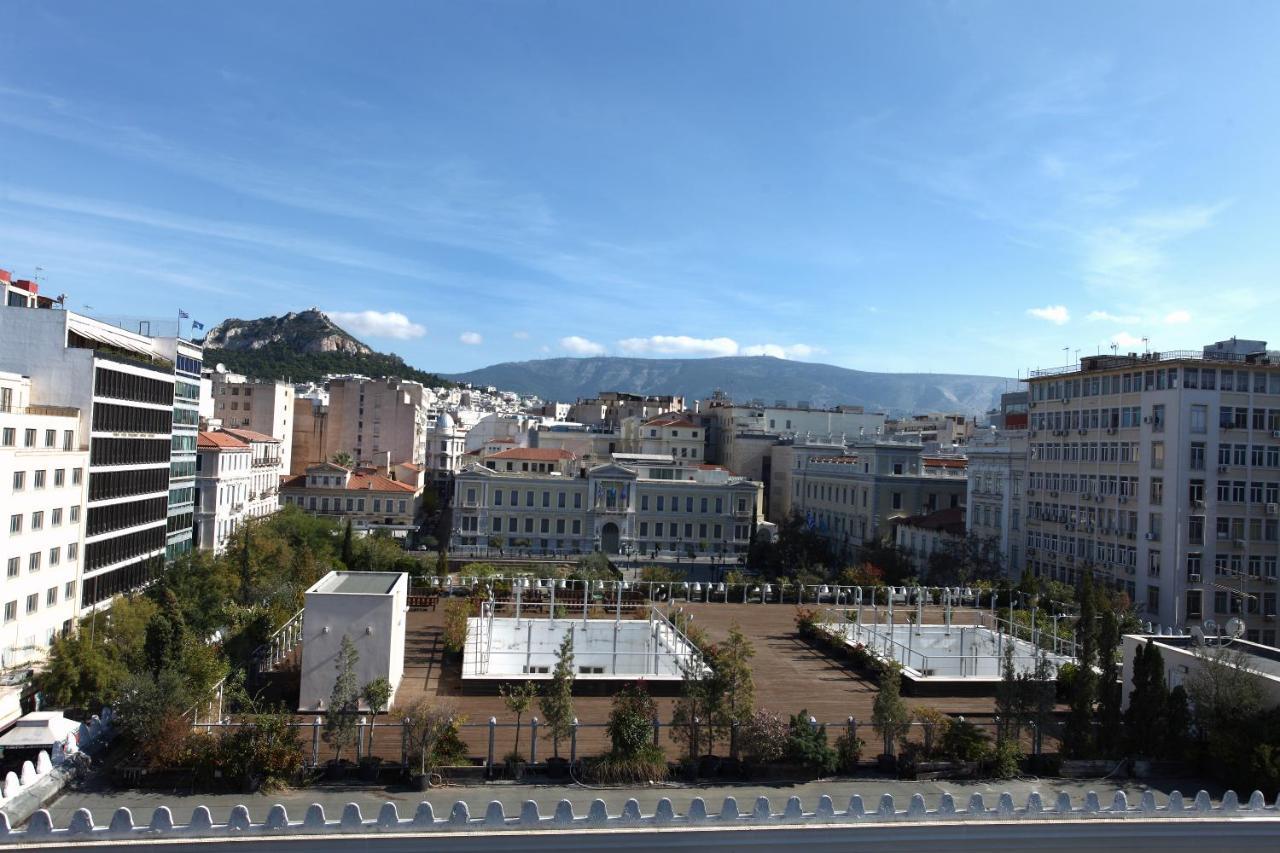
left=331, top=451, right=355, bottom=468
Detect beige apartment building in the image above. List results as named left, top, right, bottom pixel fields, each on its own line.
left=291, top=376, right=430, bottom=473
left=1023, top=338, right=1280, bottom=646
left=206, top=370, right=295, bottom=474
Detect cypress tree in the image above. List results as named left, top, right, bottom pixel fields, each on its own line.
left=1062, top=571, right=1098, bottom=757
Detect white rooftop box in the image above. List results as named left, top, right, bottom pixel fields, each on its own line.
left=298, top=571, right=408, bottom=712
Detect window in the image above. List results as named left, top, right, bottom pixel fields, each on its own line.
left=65, top=581, right=76, bottom=601
left=12, top=471, right=24, bottom=491
left=1, top=428, right=12, bottom=446
left=23, top=428, right=36, bottom=447
left=9, top=514, right=21, bottom=534
left=46, top=587, right=57, bottom=607
left=26, top=593, right=38, bottom=614
left=54, top=469, right=65, bottom=487
left=31, top=511, right=43, bottom=531
left=3, top=601, right=14, bottom=622
left=1190, top=443, right=1205, bottom=470
left=72, top=468, right=83, bottom=485
left=1150, top=441, right=1164, bottom=469
left=5, top=557, right=17, bottom=578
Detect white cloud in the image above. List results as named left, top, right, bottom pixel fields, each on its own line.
left=1163, top=309, right=1192, bottom=325
left=1083, top=202, right=1229, bottom=285
left=1086, top=310, right=1139, bottom=323
left=618, top=335, right=740, bottom=357
left=1027, top=305, right=1070, bottom=325
left=326, top=310, right=425, bottom=340
left=512, top=330, right=530, bottom=340
left=613, top=336, right=819, bottom=360
left=560, top=335, right=606, bottom=356
left=1111, top=331, right=1144, bottom=349
left=459, top=331, right=483, bottom=345
left=741, top=343, right=817, bottom=359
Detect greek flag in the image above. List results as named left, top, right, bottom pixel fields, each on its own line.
left=178, top=309, right=190, bottom=319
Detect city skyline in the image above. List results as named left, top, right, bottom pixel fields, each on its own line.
left=2, top=2, right=1278, bottom=377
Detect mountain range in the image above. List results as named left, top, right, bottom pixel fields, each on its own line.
left=200, top=311, right=1013, bottom=414
left=449, top=356, right=1014, bottom=415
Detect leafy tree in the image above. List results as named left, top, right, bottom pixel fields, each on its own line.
left=640, top=565, right=685, bottom=584
left=399, top=698, right=464, bottom=776
left=1095, top=604, right=1122, bottom=753
left=441, top=598, right=471, bottom=655
left=784, top=710, right=837, bottom=774
left=1061, top=571, right=1098, bottom=757
left=607, top=682, right=657, bottom=757
left=540, top=632, right=575, bottom=758
left=871, top=666, right=913, bottom=758
left=739, top=709, right=787, bottom=764
left=499, top=682, right=539, bottom=762
left=341, top=519, right=355, bottom=569
left=1185, top=643, right=1264, bottom=778
left=324, top=635, right=360, bottom=762
left=362, top=677, right=392, bottom=715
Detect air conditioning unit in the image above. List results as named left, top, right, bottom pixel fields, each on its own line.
left=1119, top=496, right=1128, bottom=504
left=1193, top=500, right=1206, bottom=510
left=1189, top=573, right=1202, bottom=583
left=1143, top=416, right=1151, bottom=424
left=1272, top=430, right=1280, bottom=439
left=1144, top=532, right=1155, bottom=540
left=1267, top=576, right=1278, bottom=585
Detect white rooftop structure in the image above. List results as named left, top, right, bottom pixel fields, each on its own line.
left=298, top=571, right=408, bottom=712
left=463, top=604, right=706, bottom=682
left=0, top=710, right=82, bottom=749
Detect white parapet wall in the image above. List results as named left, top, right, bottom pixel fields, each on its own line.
left=298, top=572, right=408, bottom=711
left=7, top=789, right=1280, bottom=851
left=463, top=606, right=705, bottom=681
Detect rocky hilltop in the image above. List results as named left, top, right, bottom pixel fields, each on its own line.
left=202, top=309, right=371, bottom=355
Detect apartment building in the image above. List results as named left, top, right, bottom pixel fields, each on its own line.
left=0, top=372, right=87, bottom=669
left=639, top=413, right=706, bottom=461
left=1023, top=338, right=1280, bottom=646
left=194, top=428, right=285, bottom=553
left=291, top=376, right=429, bottom=471
left=451, top=453, right=762, bottom=558
left=885, top=413, right=975, bottom=445
left=699, top=396, right=886, bottom=480
left=965, top=428, right=1029, bottom=579
left=205, top=369, right=295, bottom=473
left=279, top=462, right=421, bottom=537
left=567, top=392, right=686, bottom=430
left=787, top=437, right=968, bottom=557
left=424, top=411, right=468, bottom=491
left=0, top=304, right=191, bottom=609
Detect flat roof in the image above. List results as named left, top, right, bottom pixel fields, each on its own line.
left=310, top=572, right=401, bottom=595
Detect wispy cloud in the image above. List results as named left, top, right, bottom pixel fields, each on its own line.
left=327, top=310, right=425, bottom=340
left=1163, top=309, right=1191, bottom=325
left=1081, top=202, right=1229, bottom=286
left=618, top=335, right=739, bottom=357
left=1111, top=331, right=1144, bottom=349
left=1027, top=305, right=1070, bottom=325
left=459, top=331, right=483, bottom=345
left=559, top=336, right=606, bottom=356
left=741, top=343, right=817, bottom=359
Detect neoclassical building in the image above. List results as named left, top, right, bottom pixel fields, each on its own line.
left=451, top=452, right=762, bottom=558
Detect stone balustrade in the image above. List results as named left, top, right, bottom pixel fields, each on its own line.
left=4, top=788, right=1278, bottom=845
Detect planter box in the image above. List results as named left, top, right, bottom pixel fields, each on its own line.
left=438, top=764, right=488, bottom=785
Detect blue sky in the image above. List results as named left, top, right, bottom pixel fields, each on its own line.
left=1, top=1, right=1278, bottom=377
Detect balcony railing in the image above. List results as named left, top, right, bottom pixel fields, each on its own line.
left=0, top=403, right=81, bottom=418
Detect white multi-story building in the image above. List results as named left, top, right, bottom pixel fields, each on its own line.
left=965, top=428, right=1028, bottom=579
left=0, top=303, right=196, bottom=610
left=452, top=453, right=762, bottom=559
left=1024, top=338, right=1280, bottom=646
left=194, top=428, right=285, bottom=553
left=0, top=372, right=88, bottom=669
left=638, top=413, right=706, bottom=461
left=786, top=437, right=969, bottom=557
left=205, top=369, right=295, bottom=474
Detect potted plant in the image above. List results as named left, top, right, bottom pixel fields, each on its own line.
left=323, top=635, right=360, bottom=780
left=499, top=682, right=538, bottom=780
left=539, top=633, right=576, bottom=779
left=399, top=698, right=461, bottom=791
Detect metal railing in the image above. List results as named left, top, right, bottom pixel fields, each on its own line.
left=250, top=608, right=305, bottom=682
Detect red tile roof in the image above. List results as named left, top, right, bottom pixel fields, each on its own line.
left=280, top=471, right=416, bottom=493
left=923, top=457, right=968, bottom=469
left=220, top=427, right=280, bottom=444
left=488, top=448, right=575, bottom=462
left=198, top=431, right=249, bottom=449
left=645, top=412, right=698, bottom=428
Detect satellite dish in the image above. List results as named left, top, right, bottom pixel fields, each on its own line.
left=1225, top=617, right=1247, bottom=639
left=215, top=363, right=227, bottom=374
left=1190, top=626, right=1205, bottom=647
left=1203, top=619, right=1219, bottom=637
